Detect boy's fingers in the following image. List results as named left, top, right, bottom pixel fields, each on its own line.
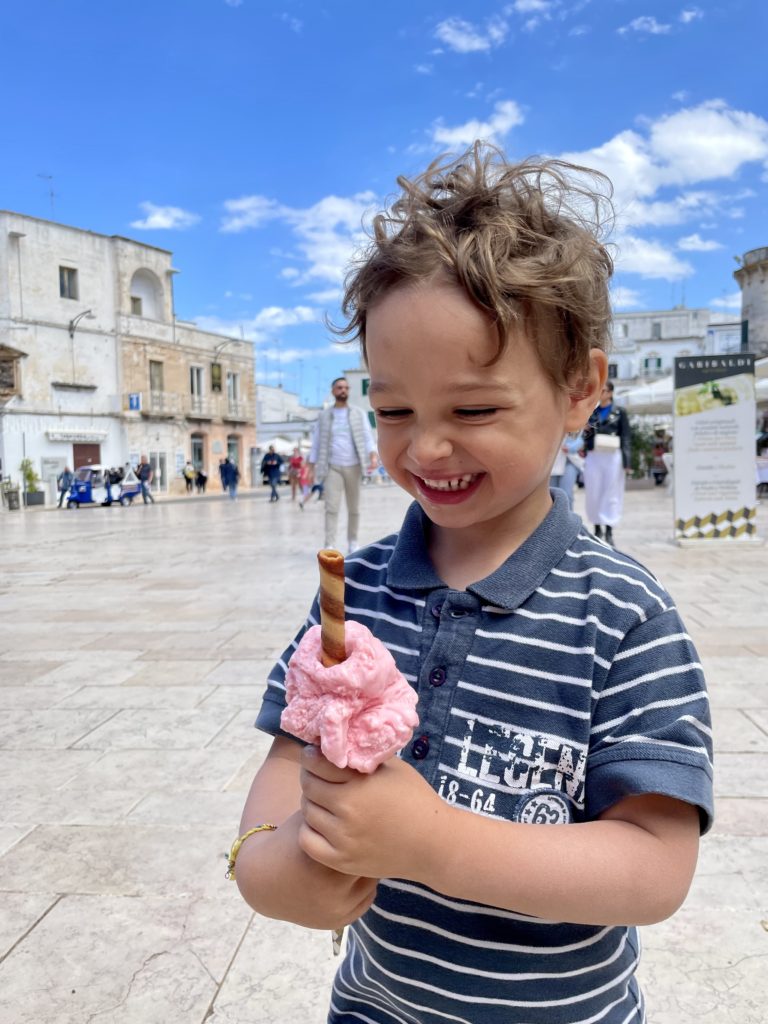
left=301, top=744, right=355, bottom=782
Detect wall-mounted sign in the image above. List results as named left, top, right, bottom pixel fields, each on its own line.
left=211, top=362, right=222, bottom=392
left=673, top=354, right=757, bottom=541
left=47, top=430, right=108, bottom=443
left=128, top=392, right=142, bottom=411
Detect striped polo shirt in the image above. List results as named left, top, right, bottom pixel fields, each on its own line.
left=256, top=491, right=714, bottom=1024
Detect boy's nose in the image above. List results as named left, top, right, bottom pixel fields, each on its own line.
left=407, top=427, right=453, bottom=466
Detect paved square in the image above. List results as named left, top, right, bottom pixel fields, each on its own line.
left=1, top=483, right=766, bottom=1023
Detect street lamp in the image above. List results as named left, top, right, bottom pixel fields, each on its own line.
left=68, top=309, right=95, bottom=338
left=67, top=309, right=96, bottom=382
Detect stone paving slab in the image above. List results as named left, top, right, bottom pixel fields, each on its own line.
left=0, top=484, right=766, bottom=1022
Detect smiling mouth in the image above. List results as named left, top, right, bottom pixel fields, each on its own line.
left=420, top=474, right=479, bottom=492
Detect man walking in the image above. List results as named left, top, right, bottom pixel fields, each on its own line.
left=56, top=465, right=74, bottom=508
left=137, top=455, right=155, bottom=504
left=307, top=376, right=377, bottom=553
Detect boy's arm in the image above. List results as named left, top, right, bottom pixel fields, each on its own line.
left=299, top=748, right=701, bottom=927
left=234, top=736, right=377, bottom=930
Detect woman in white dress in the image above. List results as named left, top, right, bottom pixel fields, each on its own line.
left=583, top=382, right=631, bottom=545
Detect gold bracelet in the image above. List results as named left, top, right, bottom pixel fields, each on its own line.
left=225, top=824, right=278, bottom=880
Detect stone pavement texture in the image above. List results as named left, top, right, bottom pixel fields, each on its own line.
left=0, top=482, right=766, bottom=1024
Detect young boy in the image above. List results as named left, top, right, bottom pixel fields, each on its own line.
left=234, top=145, right=713, bottom=1023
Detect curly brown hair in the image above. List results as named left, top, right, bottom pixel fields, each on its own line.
left=335, top=142, right=615, bottom=390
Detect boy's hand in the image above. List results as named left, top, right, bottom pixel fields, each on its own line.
left=235, top=809, right=378, bottom=930
left=298, top=746, right=445, bottom=880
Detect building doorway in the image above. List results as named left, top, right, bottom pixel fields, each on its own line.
left=191, top=433, right=205, bottom=471
left=72, top=443, right=101, bottom=469
left=149, top=451, right=167, bottom=493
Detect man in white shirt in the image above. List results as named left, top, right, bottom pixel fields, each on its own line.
left=307, top=377, right=378, bottom=553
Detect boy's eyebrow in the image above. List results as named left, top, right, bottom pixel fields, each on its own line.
left=368, top=378, right=515, bottom=397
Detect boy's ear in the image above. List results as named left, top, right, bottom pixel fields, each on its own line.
left=565, top=348, right=609, bottom=431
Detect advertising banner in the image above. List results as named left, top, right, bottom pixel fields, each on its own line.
left=673, top=354, right=757, bottom=541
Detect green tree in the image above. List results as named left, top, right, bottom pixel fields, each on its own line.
left=628, top=420, right=655, bottom=479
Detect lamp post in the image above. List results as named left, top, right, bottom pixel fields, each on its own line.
left=67, top=309, right=95, bottom=381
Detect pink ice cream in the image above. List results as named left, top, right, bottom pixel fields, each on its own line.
left=281, top=620, right=419, bottom=773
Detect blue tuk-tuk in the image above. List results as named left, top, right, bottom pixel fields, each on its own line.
left=66, top=465, right=141, bottom=508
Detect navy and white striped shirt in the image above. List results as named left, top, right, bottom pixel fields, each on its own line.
left=256, top=491, right=714, bottom=1024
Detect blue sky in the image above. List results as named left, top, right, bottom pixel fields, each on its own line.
left=2, top=0, right=767, bottom=405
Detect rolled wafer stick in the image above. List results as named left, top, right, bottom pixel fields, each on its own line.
left=317, top=549, right=346, bottom=667
left=317, top=548, right=348, bottom=957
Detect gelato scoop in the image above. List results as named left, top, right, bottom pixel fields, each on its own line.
left=281, top=620, right=419, bottom=774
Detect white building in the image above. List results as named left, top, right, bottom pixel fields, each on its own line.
left=255, top=384, right=319, bottom=449
left=609, top=308, right=711, bottom=383
left=0, top=211, right=256, bottom=502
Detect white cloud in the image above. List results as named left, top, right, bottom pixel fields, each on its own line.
left=130, top=202, right=200, bottom=230
left=618, top=16, right=671, bottom=36
left=432, top=99, right=525, bottom=148
left=649, top=101, right=768, bottom=186
left=220, top=191, right=377, bottom=288
left=569, top=24, right=590, bottom=37
left=280, top=267, right=300, bottom=279
left=679, top=8, right=703, bottom=24
left=677, top=233, right=723, bottom=252
left=672, top=90, right=689, bottom=103
left=710, top=291, right=741, bottom=310
left=281, top=13, right=302, bottom=32
left=193, top=305, right=321, bottom=345
left=611, top=286, right=643, bottom=310
left=224, top=0, right=242, bottom=6
left=415, top=63, right=433, bottom=75
left=507, top=0, right=553, bottom=12
left=434, top=16, right=508, bottom=53
left=220, top=196, right=285, bottom=233
left=614, top=235, right=693, bottom=280
left=560, top=101, right=768, bottom=210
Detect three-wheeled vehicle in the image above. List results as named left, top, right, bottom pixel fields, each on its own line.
left=66, top=465, right=141, bottom=508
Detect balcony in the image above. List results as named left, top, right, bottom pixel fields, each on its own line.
left=185, top=395, right=215, bottom=420
left=223, top=400, right=249, bottom=423
left=123, top=392, right=253, bottom=424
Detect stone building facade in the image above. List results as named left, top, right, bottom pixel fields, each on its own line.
left=0, top=211, right=256, bottom=501
left=734, top=246, right=768, bottom=357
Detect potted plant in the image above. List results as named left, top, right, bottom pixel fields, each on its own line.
left=19, top=458, right=45, bottom=507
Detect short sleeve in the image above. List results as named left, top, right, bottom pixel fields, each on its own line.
left=255, top=593, right=321, bottom=740
left=586, top=606, right=714, bottom=832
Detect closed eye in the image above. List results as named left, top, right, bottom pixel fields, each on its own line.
left=375, top=408, right=411, bottom=420
left=456, top=407, right=498, bottom=418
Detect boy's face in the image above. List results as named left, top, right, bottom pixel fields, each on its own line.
left=366, top=281, right=603, bottom=538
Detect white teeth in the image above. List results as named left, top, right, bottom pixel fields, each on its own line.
left=422, top=474, right=476, bottom=492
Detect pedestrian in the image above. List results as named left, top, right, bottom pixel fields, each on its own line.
left=221, top=457, right=239, bottom=500
left=549, top=432, right=584, bottom=510
left=260, top=446, right=283, bottom=502
left=306, top=376, right=378, bottom=553
left=56, top=465, right=74, bottom=508
left=183, top=461, right=195, bottom=494
left=137, top=455, right=154, bottom=504
left=583, top=381, right=631, bottom=545
left=195, top=468, right=208, bottom=494
left=287, top=447, right=303, bottom=502
left=232, top=145, right=712, bottom=1024
left=297, top=458, right=312, bottom=509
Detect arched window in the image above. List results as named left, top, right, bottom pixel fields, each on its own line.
left=129, top=269, right=164, bottom=320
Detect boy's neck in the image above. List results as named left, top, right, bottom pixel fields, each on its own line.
left=427, top=493, right=554, bottom=591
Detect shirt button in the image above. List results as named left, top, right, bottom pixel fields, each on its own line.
left=429, top=667, right=446, bottom=686
left=412, top=736, right=430, bottom=759
left=431, top=602, right=443, bottom=618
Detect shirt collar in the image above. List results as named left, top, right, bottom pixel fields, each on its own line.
left=386, top=490, right=582, bottom=610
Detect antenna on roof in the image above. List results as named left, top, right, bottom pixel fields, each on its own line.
left=37, top=173, right=56, bottom=218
